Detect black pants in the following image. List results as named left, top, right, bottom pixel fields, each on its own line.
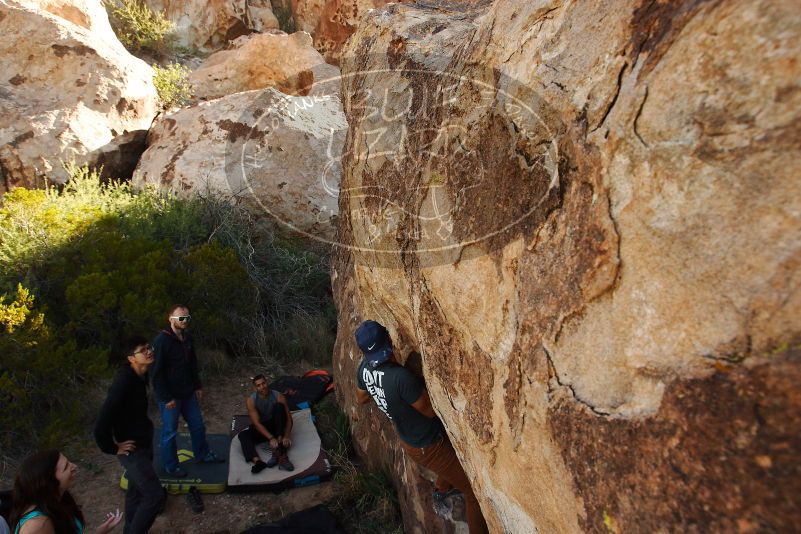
left=238, top=403, right=288, bottom=462
left=118, top=448, right=165, bottom=534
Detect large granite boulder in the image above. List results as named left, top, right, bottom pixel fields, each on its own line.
left=0, top=0, right=158, bottom=191
left=289, top=0, right=399, bottom=64
left=142, top=0, right=279, bottom=51
left=189, top=31, right=340, bottom=100
left=333, top=1, right=801, bottom=533
left=132, top=88, right=346, bottom=240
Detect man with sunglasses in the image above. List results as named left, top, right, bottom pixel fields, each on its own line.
left=152, top=304, right=224, bottom=478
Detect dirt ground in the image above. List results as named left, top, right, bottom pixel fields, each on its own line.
left=3, top=367, right=341, bottom=534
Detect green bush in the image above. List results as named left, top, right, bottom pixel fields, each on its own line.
left=152, top=63, right=193, bottom=110
left=0, top=164, right=336, bottom=453
left=105, top=0, right=176, bottom=55
left=0, top=285, right=106, bottom=451
left=0, top=166, right=260, bottom=452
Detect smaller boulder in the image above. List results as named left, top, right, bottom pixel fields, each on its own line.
left=291, top=0, right=401, bottom=63
left=189, top=31, right=340, bottom=100
left=142, top=0, right=279, bottom=51
left=133, top=88, right=347, bottom=240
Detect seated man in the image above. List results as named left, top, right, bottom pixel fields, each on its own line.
left=238, top=374, right=294, bottom=473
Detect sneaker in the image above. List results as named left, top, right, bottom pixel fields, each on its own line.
left=278, top=456, right=294, bottom=472
left=251, top=460, right=268, bottom=474
left=265, top=453, right=279, bottom=468
left=200, top=450, right=225, bottom=464
left=164, top=466, right=187, bottom=478
left=187, top=486, right=204, bottom=514
left=432, top=488, right=461, bottom=519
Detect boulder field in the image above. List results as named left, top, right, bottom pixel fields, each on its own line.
left=332, top=1, right=801, bottom=532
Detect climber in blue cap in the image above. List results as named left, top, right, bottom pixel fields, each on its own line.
left=353, top=320, right=489, bottom=534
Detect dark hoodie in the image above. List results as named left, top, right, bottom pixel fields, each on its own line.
left=151, top=327, right=201, bottom=402
left=94, top=365, right=154, bottom=454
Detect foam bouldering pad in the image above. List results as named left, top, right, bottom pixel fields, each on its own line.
left=228, top=409, right=333, bottom=492
left=120, top=432, right=230, bottom=494
left=239, top=504, right=345, bottom=533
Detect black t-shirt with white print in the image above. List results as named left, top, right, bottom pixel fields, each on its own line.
left=356, top=359, right=444, bottom=448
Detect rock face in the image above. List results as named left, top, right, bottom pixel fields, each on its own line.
left=290, top=0, right=399, bottom=63
left=133, top=88, right=346, bottom=239
left=333, top=1, right=801, bottom=533
left=189, top=31, right=340, bottom=100
left=142, top=0, right=279, bottom=51
left=0, top=0, right=158, bottom=191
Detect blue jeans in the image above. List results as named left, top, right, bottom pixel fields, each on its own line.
left=158, top=393, right=210, bottom=471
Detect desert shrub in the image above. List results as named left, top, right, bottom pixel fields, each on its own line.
left=0, top=166, right=261, bottom=452
left=270, top=0, right=296, bottom=33
left=152, top=63, right=193, bottom=110
left=0, top=163, right=337, bottom=452
left=105, top=0, right=176, bottom=55
left=0, top=285, right=106, bottom=451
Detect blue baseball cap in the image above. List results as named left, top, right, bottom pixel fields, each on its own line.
left=355, top=320, right=393, bottom=368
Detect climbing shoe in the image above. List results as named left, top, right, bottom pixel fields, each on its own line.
left=187, top=486, right=204, bottom=514
left=432, top=488, right=462, bottom=518
left=251, top=460, right=268, bottom=474
left=432, top=488, right=462, bottom=502
left=200, top=450, right=225, bottom=463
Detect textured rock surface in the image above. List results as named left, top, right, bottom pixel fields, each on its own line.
left=333, top=1, right=801, bottom=533
left=190, top=31, right=340, bottom=100
left=290, top=0, right=400, bottom=63
left=0, top=0, right=158, bottom=191
left=133, top=88, right=346, bottom=239
left=142, top=0, right=279, bottom=51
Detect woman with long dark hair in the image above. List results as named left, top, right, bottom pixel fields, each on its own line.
left=10, top=450, right=121, bottom=534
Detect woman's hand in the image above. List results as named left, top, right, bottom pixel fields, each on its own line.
left=269, top=438, right=278, bottom=449
left=280, top=437, right=291, bottom=448
left=95, top=509, right=123, bottom=534
left=116, top=440, right=136, bottom=456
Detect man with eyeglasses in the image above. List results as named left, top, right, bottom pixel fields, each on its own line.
left=95, top=335, right=166, bottom=533
left=151, top=304, right=224, bottom=478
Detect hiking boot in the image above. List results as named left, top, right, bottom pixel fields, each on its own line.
left=164, top=466, right=187, bottom=478
left=200, top=450, right=225, bottom=464
left=278, top=455, right=294, bottom=472
left=187, top=486, right=204, bottom=514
